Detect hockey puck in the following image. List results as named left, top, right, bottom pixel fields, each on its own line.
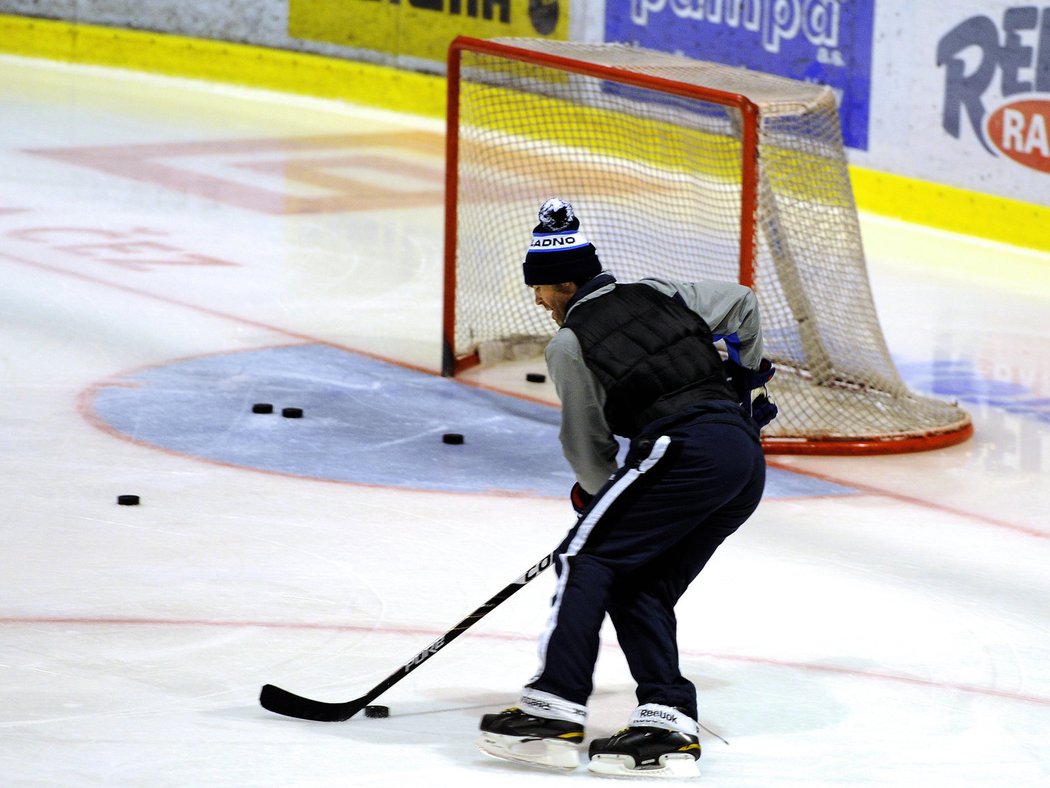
left=117, top=495, right=140, bottom=506
left=251, top=403, right=273, bottom=414
left=281, top=407, right=303, bottom=419
left=526, top=372, right=546, bottom=383
left=364, top=705, right=389, bottom=719
left=442, top=433, right=464, bottom=445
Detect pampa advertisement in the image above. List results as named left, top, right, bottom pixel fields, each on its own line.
left=602, top=0, right=1048, bottom=203
left=604, top=0, right=876, bottom=150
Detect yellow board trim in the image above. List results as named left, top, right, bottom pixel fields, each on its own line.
left=1, top=13, right=1044, bottom=252
left=850, top=167, right=1050, bottom=253
left=0, top=12, right=447, bottom=119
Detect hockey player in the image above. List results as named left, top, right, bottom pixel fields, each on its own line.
left=476, top=198, right=776, bottom=778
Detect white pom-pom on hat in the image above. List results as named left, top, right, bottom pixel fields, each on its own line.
left=537, top=198, right=577, bottom=231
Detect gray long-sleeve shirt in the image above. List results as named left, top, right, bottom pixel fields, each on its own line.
left=546, top=276, right=764, bottom=493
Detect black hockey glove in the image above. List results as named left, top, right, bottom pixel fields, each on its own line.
left=570, top=482, right=594, bottom=515
left=724, top=357, right=777, bottom=427
left=751, top=392, right=778, bottom=429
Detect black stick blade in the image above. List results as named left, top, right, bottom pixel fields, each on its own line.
left=259, top=553, right=557, bottom=725
left=259, top=684, right=366, bottom=722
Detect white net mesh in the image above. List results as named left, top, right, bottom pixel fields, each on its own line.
left=446, top=38, right=970, bottom=453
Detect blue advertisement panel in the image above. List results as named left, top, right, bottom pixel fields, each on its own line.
left=606, top=0, right=876, bottom=150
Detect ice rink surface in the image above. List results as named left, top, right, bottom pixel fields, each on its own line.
left=1, top=55, right=1048, bottom=786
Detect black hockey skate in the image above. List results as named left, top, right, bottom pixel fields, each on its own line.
left=476, top=707, right=584, bottom=771
left=587, top=725, right=701, bottom=778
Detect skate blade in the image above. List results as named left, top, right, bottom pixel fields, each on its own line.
left=588, top=752, right=701, bottom=779
left=475, top=731, right=580, bottom=771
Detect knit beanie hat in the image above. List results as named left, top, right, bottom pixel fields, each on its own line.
left=522, top=198, right=603, bottom=285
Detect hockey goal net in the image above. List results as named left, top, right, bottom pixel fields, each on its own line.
left=443, top=36, right=972, bottom=455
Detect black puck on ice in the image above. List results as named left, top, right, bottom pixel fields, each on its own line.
left=442, top=433, right=464, bottom=445
left=526, top=372, right=546, bottom=383
left=281, top=407, right=304, bottom=419
left=364, top=705, right=389, bottom=719
left=117, top=495, right=140, bottom=506
left=251, top=403, right=274, bottom=414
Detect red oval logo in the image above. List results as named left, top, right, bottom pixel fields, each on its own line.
left=985, top=99, right=1050, bottom=174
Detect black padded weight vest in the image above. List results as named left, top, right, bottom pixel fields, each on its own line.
left=563, top=283, right=735, bottom=437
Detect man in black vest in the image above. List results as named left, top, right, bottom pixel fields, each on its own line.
left=476, top=199, right=775, bottom=778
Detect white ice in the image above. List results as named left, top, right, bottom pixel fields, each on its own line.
left=1, top=55, right=1048, bottom=787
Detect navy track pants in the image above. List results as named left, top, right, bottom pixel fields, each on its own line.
left=526, top=405, right=766, bottom=721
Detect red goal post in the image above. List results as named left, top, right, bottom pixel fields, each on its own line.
left=442, top=36, right=972, bottom=455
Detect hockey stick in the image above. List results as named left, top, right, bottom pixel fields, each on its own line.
left=259, top=550, right=556, bottom=722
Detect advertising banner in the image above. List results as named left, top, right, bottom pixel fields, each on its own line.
left=936, top=3, right=1050, bottom=179
left=857, top=2, right=1050, bottom=211
left=604, top=0, right=876, bottom=150
left=290, top=0, right=568, bottom=65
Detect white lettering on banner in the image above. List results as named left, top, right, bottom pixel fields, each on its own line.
left=631, top=0, right=661, bottom=26
left=630, top=0, right=842, bottom=55
left=805, top=0, right=841, bottom=48
left=725, top=0, right=763, bottom=31
left=1002, top=108, right=1050, bottom=157
left=988, top=99, right=1050, bottom=172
